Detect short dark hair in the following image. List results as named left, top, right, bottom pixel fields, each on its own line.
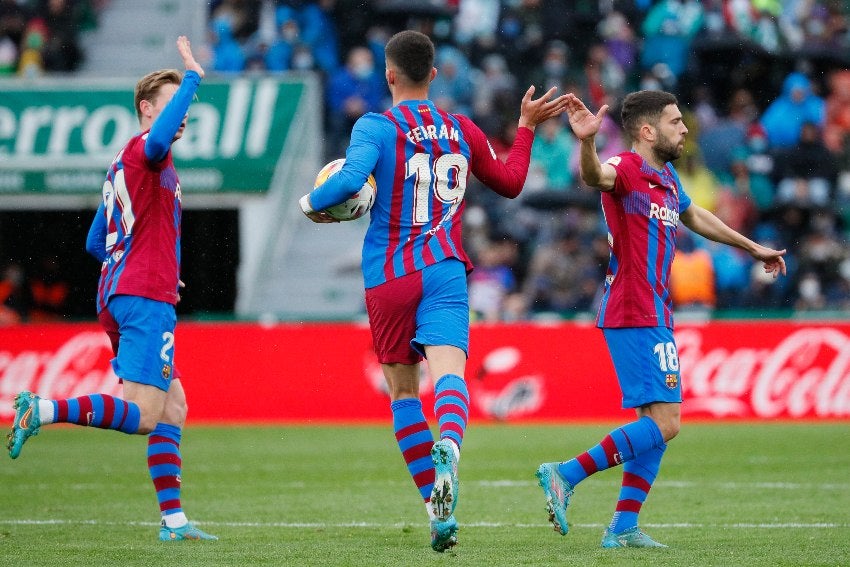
left=384, top=30, right=434, bottom=84
left=620, top=90, right=678, bottom=143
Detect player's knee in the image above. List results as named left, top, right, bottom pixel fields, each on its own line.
left=661, top=418, right=681, bottom=442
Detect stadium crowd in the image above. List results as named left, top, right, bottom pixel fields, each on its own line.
left=203, top=0, right=850, bottom=320
left=3, top=0, right=850, bottom=322
left=0, top=0, right=103, bottom=75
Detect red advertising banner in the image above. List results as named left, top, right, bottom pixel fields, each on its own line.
left=1, top=321, right=848, bottom=423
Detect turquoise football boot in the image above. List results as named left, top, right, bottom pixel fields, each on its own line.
left=430, top=439, right=458, bottom=521
left=535, top=462, right=573, bottom=535
left=601, top=526, right=668, bottom=548
left=430, top=515, right=458, bottom=552
left=7, top=391, right=41, bottom=459
left=159, top=520, right=218, bottom=541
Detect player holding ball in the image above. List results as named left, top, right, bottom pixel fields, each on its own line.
left=300, top=30, right=569, bottom=552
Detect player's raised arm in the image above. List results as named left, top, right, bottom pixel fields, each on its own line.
left=565, top=94, right=616, bottom=192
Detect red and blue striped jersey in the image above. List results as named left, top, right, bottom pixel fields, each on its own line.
left=310, top=99, right=533, bottom=288
left=95, top=131, right=182, bottom=312
left=596, top=151, right=692, bottom=329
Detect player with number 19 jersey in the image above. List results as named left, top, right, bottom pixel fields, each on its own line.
left=310, top=99, right=535, bottom=288
left=596, top=151, right=692, bottom=330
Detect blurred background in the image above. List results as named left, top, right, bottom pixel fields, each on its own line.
left=2, top=0, right=850, bottom=325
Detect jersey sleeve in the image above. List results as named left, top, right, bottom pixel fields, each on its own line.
left=309, top=113, right=387, bottom=211
left=459, top=115, right=533, bottom=198
left=144, top=70, right=202, bottom=163
left=85, top=201, right=108, bottom=262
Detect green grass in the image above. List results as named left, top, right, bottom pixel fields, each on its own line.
left=1, top=423, right=848, bottom=566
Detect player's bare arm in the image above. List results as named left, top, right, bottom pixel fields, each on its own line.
left=565, top=94, right=616, bottom=191
left=176, top=35, right=204, bottom=78
left=680, top=204, right=787, bottom=278
left=517, top=86, right=570, bottom=131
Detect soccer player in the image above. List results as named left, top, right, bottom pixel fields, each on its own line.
left=535, top=90, right=787, bottom=548
left=300, top=30, right=568, bottom=552
left=6, top=36, right=217, bottom=542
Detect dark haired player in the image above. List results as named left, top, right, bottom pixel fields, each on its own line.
left=301, top=30, right=568, bottom=551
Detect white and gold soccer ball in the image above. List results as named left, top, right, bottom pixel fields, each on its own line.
left=314, top=158, right=377, bottom=221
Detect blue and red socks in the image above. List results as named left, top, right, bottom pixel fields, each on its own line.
left=391, top=398, right=435, bottom=502
left=40, top=394, right=140, bottom=434
left=609, top=443, right=667, bottom=534
left=556, top=416, right=664, bottom=487
left=433, top=374, right=469, bottom=451
left=148, top=422, right=188, bottom=528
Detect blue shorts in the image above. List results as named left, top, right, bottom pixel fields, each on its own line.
left=603, top=326, right=682, bottom=409
left=365, top=259, right=469, bottom=364
left=99, top=295, right=177, bottom=392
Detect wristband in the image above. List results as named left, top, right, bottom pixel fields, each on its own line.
left=299, top=194, right=314, bottom=214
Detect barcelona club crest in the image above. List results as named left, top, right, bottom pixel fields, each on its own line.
left=162, top=364, right=172, bottom=380
left=665, top=373, right=678, bottom=389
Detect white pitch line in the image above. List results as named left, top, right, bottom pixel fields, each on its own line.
left=0, top=519, right=847, bottom=529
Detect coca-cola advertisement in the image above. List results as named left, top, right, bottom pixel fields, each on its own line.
left=1, top=321, right=848, bottom=422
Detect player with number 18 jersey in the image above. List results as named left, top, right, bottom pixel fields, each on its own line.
left=596, top=151, right=692, bottom=330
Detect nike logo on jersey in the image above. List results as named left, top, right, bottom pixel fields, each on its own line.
left=649, top=182, right=659, bottom=188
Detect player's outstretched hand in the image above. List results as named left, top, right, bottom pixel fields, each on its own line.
left=751, top=245, right=787, bottom=278
left=177, top=36, right=204, bottom=78
left=517, top=86, right=570, bottom=130
left=564, top=94, right=608, bottom=141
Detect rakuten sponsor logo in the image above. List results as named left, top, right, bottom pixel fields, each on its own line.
left=678, top=327, right=850, bottom=418
left=0, top=332, right=119, bottom=417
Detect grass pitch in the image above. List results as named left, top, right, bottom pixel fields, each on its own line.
left=1, top=422, right=848, bottom=566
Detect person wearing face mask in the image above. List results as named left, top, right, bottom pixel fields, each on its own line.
left=325, top=45, right=389, bottom=158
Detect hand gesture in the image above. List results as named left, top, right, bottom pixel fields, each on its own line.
left=750, top=245, right=787, bottom=278
left=564, top=94, right=608, bottom=141
left=517, top=86, right=570, bottom=130
left=176, top=35, right=204, bottom=78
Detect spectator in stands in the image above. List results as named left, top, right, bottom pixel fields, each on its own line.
left=471, top=53, right=518, bottom=139
left=16, top=18, right=46, bottom=77
left=526, top=40, right=578, bottom=96
left=263, top=9, right=299, bottom=71
left=583, top=42, right=627, bottom=110
left=325, top=45, right=388, bottom=158
left=0, top=262, right=27, bottom=325
left=698, top=87, right=758, bottom=176
left=530, top=118, right=576, bottom=193
left=598, top=10, right=639, bottom=82
left=40, top=0, right=84, bottom=72
left=670, top=231, right=716, bottom=310
left=209, top=13, right=246, bottom=72
left=640, top=0, right=705, bottom=87
left=774, top=121, right=837, bottom=208
left=823, top=69, right=850, bottom=154
left=677, top=151, right=720, bottom=212
left=468, top=235, right=521, bottom=322
left=429, top=45, right=474, bottom=116
left=28, top=255, right=69, bottom=322
left=760, top=71, right=825, bottom=150
left=737, top=124, right=776, bottom=211
left=0, top=0, right=30, bottom=74
left=275, top=1, right=338, bottom=74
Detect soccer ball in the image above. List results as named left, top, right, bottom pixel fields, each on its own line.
left=314, top=158, right=377, bottom=221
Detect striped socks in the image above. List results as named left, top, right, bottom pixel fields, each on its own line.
left=556, top=416, right=664, bottom=487
left=391, top=398, right=435, bottom=502
left=609, top=443, right=667, bottom=534
left=45, top=394, right=140, bottom=434
left=433, top=374, right=469, bottom=450
left=147, top=422, right=187, bottom=528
